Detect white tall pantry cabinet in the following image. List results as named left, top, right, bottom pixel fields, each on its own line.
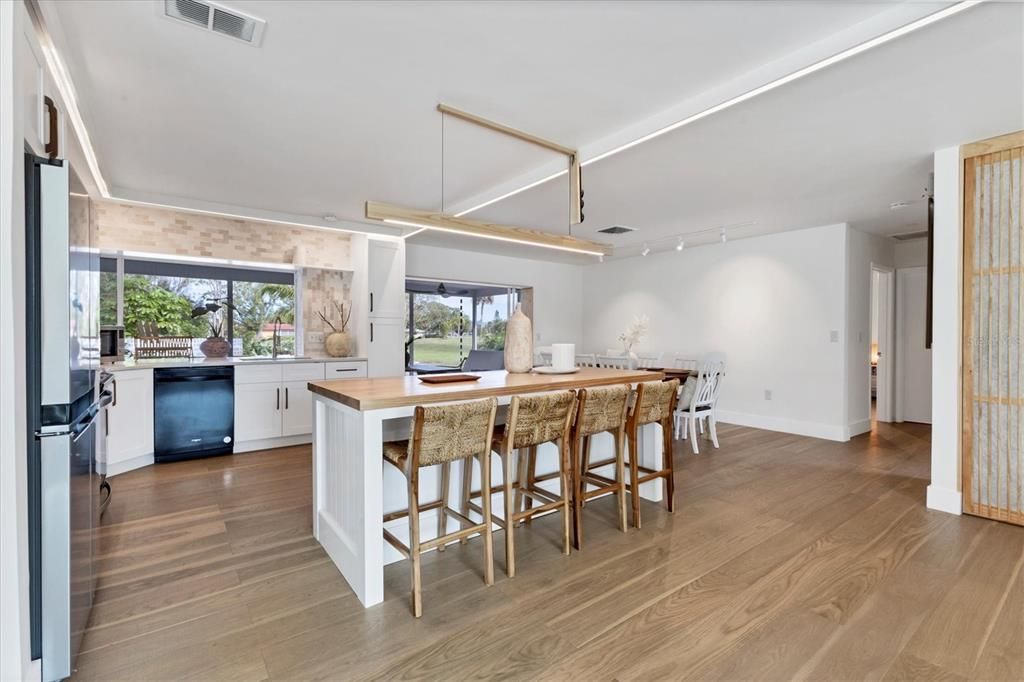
left=352, top=236, right=406, bottom=377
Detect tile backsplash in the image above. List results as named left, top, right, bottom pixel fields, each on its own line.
left=93, top=201, right=352, bottom=269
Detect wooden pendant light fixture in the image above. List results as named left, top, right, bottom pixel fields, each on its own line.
left=365, top=103, right=609, bottom=257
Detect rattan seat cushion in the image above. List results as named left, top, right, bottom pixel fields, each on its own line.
left=383, top=440, right=409, bottom=468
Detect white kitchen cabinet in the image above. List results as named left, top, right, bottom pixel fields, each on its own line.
left=367, top=239, right=405, bottom=319
left=281, top=380, right=314, bottom=436
left=367, top=317, right=406, bottom=377
left=234, top=382, right=283, bottom=442
left=324, top=360, right=368, bottom=378
left=105, top=369, right=154, bottom=475
left=234, top=362, right=329, bottom=447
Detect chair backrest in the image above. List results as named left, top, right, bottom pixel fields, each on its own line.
left=462, top=349, right=504, bottom=371
left=504, top=390, right=576, bottom=449
left=409, top=397, right=498, bottom=467
left=634, top=353, right=663, bottom=369
left=631, top=379, right=680, bottom=426
left=671, top=354, right=698, bottom=371
left=575, top=353, right=598, bottom=368
left=574, top=384, right=630, bottom=437
left=595, top=354, right=630, bottom=370
left=535, top=350, right=552, bottom=367
left=692, top=356, right=726, bottom=409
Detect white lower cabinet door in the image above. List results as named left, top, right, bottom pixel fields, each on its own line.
left=281, top=380, right=314, bottom=437
left=106, top=369, right=154, bottom=470
left=234, top=382, right=283, bottom=442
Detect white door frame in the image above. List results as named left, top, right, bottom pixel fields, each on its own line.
left=872, top=264, right=896, bottom=423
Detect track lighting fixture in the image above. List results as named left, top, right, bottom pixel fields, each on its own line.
left=676, top=237, right=685, bottom=252
left=720, top=228, right=727, bottom=244
left=641, top=243, right=651, bottom=257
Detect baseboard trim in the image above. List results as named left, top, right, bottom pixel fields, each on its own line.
left=716, top=410, right=847, bottom=442
left=845, top=419, right=872, bottom=440
left=926, top=485, right=962, bottom=515
left=103, top=453, right=154, bottom=477
left=234, top=434, right=312, bottom=453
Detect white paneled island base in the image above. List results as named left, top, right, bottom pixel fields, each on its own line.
left=309, top=368, right=666, bottom=607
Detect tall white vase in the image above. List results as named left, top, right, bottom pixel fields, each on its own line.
left=504, top=304, right=533, bottom=373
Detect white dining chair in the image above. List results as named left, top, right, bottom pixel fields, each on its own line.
left=535, top=350, right=552, bottom=367
left=674, top=354, right=725, bottom=454
left=575, top=353, right=599, bottom=368
left=670, top=354, right=699, bottom=372
left=595, top=354, right=630, bottom=369
left=634, top=353, right=663, bottom=369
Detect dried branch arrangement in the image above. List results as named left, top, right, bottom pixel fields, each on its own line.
left=318, top=301, right=352, bottom=333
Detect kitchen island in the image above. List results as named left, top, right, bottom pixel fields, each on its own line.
left=308, top=367, right=666, bottom=607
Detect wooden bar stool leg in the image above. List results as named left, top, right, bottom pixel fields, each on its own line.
left=479, top=452, right=494, bottom=586
left=502, top=446, right=516, bottom=577
left=558, top=438, right=571, bottom=555
left=627, top=424, right=642, bottom=529
left=580, top=436, right=592, bottom=507
left=571, top=434, right=585, bottom=550
left=512, top=448, right=526, bottom=527
left=662, top=418, right=675, bottom=512
left=524, top=445, right=537, bottom=525
left=459, top=457, right=472, bottom=544
left=407, top=469, right=423, bottom=618
left=437, top=461, right=450, bottom=552
left=614, top=429, right=628, bottom=533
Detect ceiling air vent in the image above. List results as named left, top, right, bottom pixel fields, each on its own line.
left=162, top=0, right=266, bottom=46
left=597, top=225, right=636, bottom=235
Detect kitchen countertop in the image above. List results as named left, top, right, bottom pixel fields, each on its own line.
left=104, top=356, right=367, bottom=372
left=309, top=367, right=661, bottom=411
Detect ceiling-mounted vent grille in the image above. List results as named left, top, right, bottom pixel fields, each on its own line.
left=597, top=225, right=636, bottom=235
left=166, top=0, right=209, bottom=26
left=162, top=0, right=266, bottom=46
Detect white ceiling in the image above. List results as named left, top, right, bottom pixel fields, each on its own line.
left=47, top=1, right=1024, bottom=260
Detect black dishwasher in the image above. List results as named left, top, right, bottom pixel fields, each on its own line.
left=154, top=366, right=234, bottom=462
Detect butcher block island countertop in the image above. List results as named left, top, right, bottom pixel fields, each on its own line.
left=309, top=366, right=666, bottom=609
left=308, top=367, right=663, bottom=411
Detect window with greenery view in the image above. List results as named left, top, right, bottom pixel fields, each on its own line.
left=100, top=257, right=296, bottom=358
left=404, top=281, right=520, bottom=369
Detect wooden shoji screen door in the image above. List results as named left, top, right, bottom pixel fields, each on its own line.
left=962, top=131, right=1024, bottom=525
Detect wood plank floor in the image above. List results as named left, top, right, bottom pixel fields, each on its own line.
left=74, top=421, right=1023, bottom=681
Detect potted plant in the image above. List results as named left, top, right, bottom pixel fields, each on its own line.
left=319, top=301, right=353, bottom=357
left=618, top=314, right=650, bottom=365
left=190, top=298, right=235, bottom=358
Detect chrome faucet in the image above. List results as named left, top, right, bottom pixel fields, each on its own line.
left=272, top=315, right=283, bottom=360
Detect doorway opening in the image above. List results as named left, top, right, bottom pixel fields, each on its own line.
left=870, top=265, right=895, bottom=426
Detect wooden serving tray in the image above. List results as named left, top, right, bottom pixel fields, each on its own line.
left=418, top=373, right=482, bottom=384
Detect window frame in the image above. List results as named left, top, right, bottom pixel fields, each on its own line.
left=100, top=251, right=302, bottom=357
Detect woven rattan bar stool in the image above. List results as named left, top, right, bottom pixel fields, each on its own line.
left=382, top=397, right=498, bottom=618
left=625, top=379, right=680, bottom=528
left=571, top=384, right=631, bottom=550
left=463, top=390, right=576, bottom=578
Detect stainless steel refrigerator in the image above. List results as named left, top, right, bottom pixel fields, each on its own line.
left=26, top=153, right=111, bottom=681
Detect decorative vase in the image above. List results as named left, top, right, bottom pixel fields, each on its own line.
left=324, top=331, right=353, bottom=358
left=504, top=304, right=533, bottom=373
left=200, top=336, right=230, bottom=358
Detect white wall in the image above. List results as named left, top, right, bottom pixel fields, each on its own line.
left=895, top=237, right=928, bottom=268
left=928, top=146, right=963, bottom=515
left=581, top=223, right=849, bottom=440
left=405, top=242, right=585, bottom=347
left=845, top=228, right=896, bottom=437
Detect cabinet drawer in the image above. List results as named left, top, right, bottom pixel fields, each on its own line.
left=325, top=361, right=367, bottom=378
left=282, top=362, right=325, bottom=382
left=234, top=364, right=283, bottom=384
